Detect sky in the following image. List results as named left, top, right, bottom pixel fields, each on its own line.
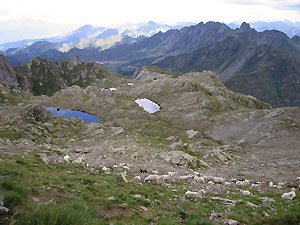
left=1, top=0, right=300, bottom=43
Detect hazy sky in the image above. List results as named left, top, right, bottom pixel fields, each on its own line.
left=1, top=0, right=300, bottom=26
left=1, top=0, right=300, bottom=44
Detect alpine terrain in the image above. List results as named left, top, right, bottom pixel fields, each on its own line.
left=0, top=54, right=299, bottom=224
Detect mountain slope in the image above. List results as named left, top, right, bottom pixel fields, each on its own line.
left=224, top=45, right=300, bottom=107
left=155, top=35, right=300, bottom=107
left=0, top=54, right=18, bottom=87
left=0, top=54, right=119, bottom=96
left=96, top=22, right=234, bottom=62
left=95, top=22, right=300, bottom=76
left=15, top=56, right=117, bottom=96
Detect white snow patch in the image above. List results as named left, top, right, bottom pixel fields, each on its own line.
left=109, top=88, right=117, bottom=91
left=135, top=98, right=160, bottom=113
left=128, top=83, right=134, bottom=86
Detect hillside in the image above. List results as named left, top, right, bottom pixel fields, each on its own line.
left=1, top=65, right=300, bottom=224
left=0, top=54, right=124, bottom=96
left=155, top=36, right=300, bottom=107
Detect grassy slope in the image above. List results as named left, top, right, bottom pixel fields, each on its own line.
left=0, top=82, right=298, bottom=225
left=1, top=153, right=300, bottom=224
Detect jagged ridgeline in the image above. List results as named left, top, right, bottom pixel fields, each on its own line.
left=2, top=22, right=300, bottom=107
left=0, top=55, right=122, bottom=96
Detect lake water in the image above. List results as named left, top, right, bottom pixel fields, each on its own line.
left=43, top=106, right=102, bottom=123
left=135, top=98, right=160, bottom=113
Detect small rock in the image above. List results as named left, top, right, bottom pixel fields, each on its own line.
left=264, top=211, right=270, bottom=217
left=261, top=197, right=275, bottom=204
left=44, top=122, right=54, bottom=132
left=40, top=154, right=49, bottom=164
left=139, top=206, right=149, bottom=211
left=166, top=136, right=175, bottom=141
left=102, top=167, right=110, bottom=172
left=72, top=157, right=83, bottom=164
left=0, top=206, right=9, bottom=213
left=241, top=190, right=251, bottom=196
left=32, top=197, right=40, bottom=203
left=236, top=139, right=245, bottom=146
left=63, top=155, right=70, bottom=162
left=122, top=166, right=130, bottom=170
left=228, top=219, right=240, bottom=225
left=107, top=196, right=115, bottom=201
left=133, top=176, right=141, bottom=180
left=187, top=130, right=199, bottom=139
left=116, top=172, right=128, bottom=183
left=247, top=201, right=258, bottom=208
left=133, top=194, right=142, bottom=198
left=120, top=203, right=128, bottom=207
left=44, top=199, right=53, bottom=205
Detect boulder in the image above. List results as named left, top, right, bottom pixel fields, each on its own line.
left=228, top=219, right=240, bottom=225
left=187, top=130, right=199, bottom=139
left=159, top=150, right=195, bottom=166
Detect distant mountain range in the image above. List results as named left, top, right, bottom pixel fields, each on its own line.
left=1, top=21, right=300, bottom=107
left=230, top=21, right=300, bottom=38
left=0, top=21, right=195, bottom=51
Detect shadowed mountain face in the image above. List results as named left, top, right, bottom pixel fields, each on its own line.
left=0, top=55, right=18, bottom=87
left=155, top=35, right=300, bottom=107
left=83, top=22, right=300, bottom=75
left=0, top=54, right=116, bottom=96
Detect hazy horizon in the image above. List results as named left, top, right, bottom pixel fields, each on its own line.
left=1, top=0, right=300, bottom=44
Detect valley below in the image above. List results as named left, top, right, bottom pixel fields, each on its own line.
left=0, top=64, right=299, bottom=224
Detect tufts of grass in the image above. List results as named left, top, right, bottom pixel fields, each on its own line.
left=0, top=131, right=24, bottom=140
left=253, top=212, right=300, bottom=225
left=3, top=191, right=27, bottom=209
left=185, top=213, right=214, bottom=225
left=15, top=202, right=99, bottom=225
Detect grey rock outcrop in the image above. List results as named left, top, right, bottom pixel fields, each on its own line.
left=0, top=54, right=18, bottom=87
left=159, top=150, right=195, bottom=166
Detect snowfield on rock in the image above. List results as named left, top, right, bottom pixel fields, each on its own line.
left=135, top=98, right=160, bottom=113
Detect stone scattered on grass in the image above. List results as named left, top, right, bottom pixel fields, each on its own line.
left=227, top=219, right=240, bottom=225
left=139, top=206, right=149, bottom=211
left=0, top=206, right=9, bottom=213
left=247, top=201, right=258, bottom=208
left=187, top=130, right=199, bottom=139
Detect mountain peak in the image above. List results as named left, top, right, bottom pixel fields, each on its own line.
left=237, top=22, right=253, bottom=32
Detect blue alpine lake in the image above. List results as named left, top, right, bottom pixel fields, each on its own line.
left=43, top=106, right=102, bottom=123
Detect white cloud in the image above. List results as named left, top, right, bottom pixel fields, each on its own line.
left=0, top=0, right=300, bottom=27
